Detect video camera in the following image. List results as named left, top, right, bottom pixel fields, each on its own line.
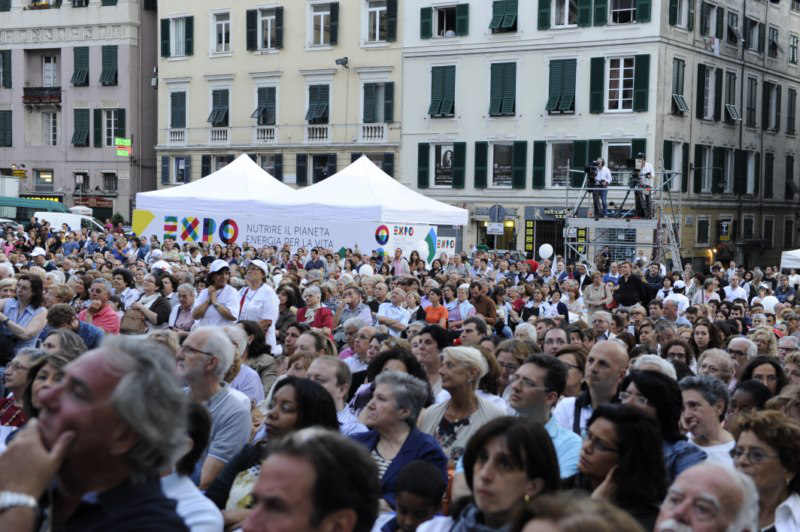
left=584, top=162, right=599, bottom=185
left=625, top=158, right=641, bottom=188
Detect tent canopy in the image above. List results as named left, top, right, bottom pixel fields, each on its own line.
left=289, top=156, right=468, bottom=225
left=136, top=154, right=296, bottom=213
left=781, top=249, right=800, bottom=270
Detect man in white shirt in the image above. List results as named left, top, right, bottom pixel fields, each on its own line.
left=723, top=275, right=747, bottom=302
left=376, top=288, right=411, bottom=337
left=636, top=153, right=654, bottom=217
left=594, top=158, right=613, bottom=217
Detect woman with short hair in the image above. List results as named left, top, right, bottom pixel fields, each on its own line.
left=740, top=355, right=788, bottom=395
left=128, top=274, right=172, bottom=332
left=0, top=274, right=47, bottom=355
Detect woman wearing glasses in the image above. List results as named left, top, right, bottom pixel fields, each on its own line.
left=564, top=404, right=667, bottom=531
left=740, top=355, right=789, bottom=395
left=731, top=410, right=800, bottom=531
left=295, top=286, right=333, bottom=338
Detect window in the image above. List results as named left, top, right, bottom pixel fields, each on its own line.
left=42, top=56, right=57, bottom=88
left=671, top=58, right=689, bottom=113
left=696, top=217, right=710, bottom=244
left=161, top=16, right=193, bottom=58
left=363, top=82, right=394, bottom=123
left=489, top=0, right=518, bottom=33
left=213, top=12, right=231, bottom=54
left=367, top=0, right=388, bottom=42
left=701, top=66, right=715, bottom=120
left=0, top=50, right=8, bottom=89
left=71, top=47, right=88, bottom=86
left=489, top=62, right=516, bottom=116
left=35, top=170, right=54, bottom=192
left=698, top=145, right=712, bottom=192
left=724, top=71, right=740, bottom=122
left=434, top=6, right=457, bottom=36
left=745, top=18, right=761, bottom=52
left=171, top=17, right=187, bottom=57
left=208, top=89, right=229, bottom=127
left=174, top=157, right=188, bottom=184
left=104, top=109, right=121, bottom=147
left=764, top=82, right=779, bottom=131
left=102, top=172, right=117, bottom=192
left=312, top=154, right=335, bottom=183
left=611, top=0, right=636, bottom=24
left=785, top=217, right=795, bottom=248
left=746, top=77, right=757, bottom=127
left=608, top=143, right=632, bottom=184
left=72, top=109, right=89, bottom=147
left=668, top=142, right=683, bottom=192
left=794, top=0, right=800, bottom=12
left=791, top=35, right=799, bottom=64
left=607, top=57, right=635, bottom=111
left=260, top=154, right=282, bottom=179
left=170, top=91, right=186, bottom=129
left=429, top=66, right=455, bottom=117
left=43, top=112, right=57, bottom=147
left=433, top=144, right=454, bottom=187
left=491, top=144, right=513, bottom=188
left=252, top=87, right=276, bottom=125
left=551, top=142, right=574, bottom=186
left=699, top=2, right=719, bottom=37
left=788, top=88, right=797, bottom=135
left=768, top=27, right=782, bottom=58
left=727, top=12, right=742, bottom=44
left=742, top=216, right=754, bottom=239
left=74, top=172, right=88, bottom=193
left=554, top=0, right=577, bottom=26
left=305, top=85, right=329, bottom=124
left=259, top=9, right=278, bottom=50
left=546, top=59, right=577, bottom=113
left=724, top=149, right=735, bottom=193
left=312, top=4, right=332, bottom=45
left=747, top=151, right=756, bottom=194
left=100, top=45, right=117, bottom=86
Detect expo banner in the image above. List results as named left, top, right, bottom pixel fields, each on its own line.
left=132, top=209, right=441, bottom=264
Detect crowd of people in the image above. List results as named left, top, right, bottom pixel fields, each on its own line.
left=0, top=219, right=798, bottom=531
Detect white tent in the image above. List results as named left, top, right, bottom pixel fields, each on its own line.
left=136, top=154, right=296, bottom=213
left=289, top=156, right=468, bottom=225
left=781, top=249, right=800, bottom=270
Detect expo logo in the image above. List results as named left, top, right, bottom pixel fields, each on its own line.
left=437, top=239, right=455, bottom=250
left=393, top=226, right=415, bottom=237
left=164, top=216, right=239, bottom=245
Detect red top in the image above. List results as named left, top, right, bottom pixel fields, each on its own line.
left=0, top=397, right=26, bottom=427
left=524, top=260, right=540, bottom=273
left=296, top=306, right=334, bottom=336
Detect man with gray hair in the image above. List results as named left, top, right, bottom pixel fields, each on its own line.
left=376, top=288, right=410, bottom=338
left=177, top=327, right=250, bottom=489
left=727, top=336, right=757, bottom=390
left=679, top=375, right=735, bottom=466
left=338, top=317, right=368, bottom=360
left=0, top=336, right=190, bottom=531
left=0, top=262, right=14, bottom=280
left=655, top=463, right=759, bottom=532
left=777, top=334, right=800, bottom=364
left=78, top=278, right=120, bottom=334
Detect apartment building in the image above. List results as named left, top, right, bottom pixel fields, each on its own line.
left=156, top=0, right=402, bottom=189
left=0, top=0, right=158, bottom=221
left=402, top=0, right=800, bottom=267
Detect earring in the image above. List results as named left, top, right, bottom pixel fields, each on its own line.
left=523, top=494, right=531, bottom=503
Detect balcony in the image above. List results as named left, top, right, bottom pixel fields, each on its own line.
left=255, top=126, right=276, bottom=143
left=23, top=87, right=61, bottom=106
left=168, top=128, right=187, bottom=145
left=305, top=125, right=330, bottom=143
left=360, top=124, right=386, bottom=143
left=29, top=0, right=62, bottom=9
left=209, top=127, right=230, bottom=145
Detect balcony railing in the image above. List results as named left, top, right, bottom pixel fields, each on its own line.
left=168, top=128, right=186, bottom=145
left=360, top=123, right=386, bottom=143
left=23, top=87, right=61, bottom=105
left=255, top=126, right=276, bottom=143
left=306, top=125, right=330, bottom=143
left=209, top=127, right=230, bottom=144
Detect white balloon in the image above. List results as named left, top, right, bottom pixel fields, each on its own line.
left=416, top=240, right=431, bottom=264
left=539, top=243, right=554, bottom=260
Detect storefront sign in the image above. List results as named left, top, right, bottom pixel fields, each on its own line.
left=74, top=196, right=113, bottom=208
left=20, top=194, right=63, bottom=203
left=718, top=220, right=731, bottom=242
left=487, top=222, right=504, bottom=235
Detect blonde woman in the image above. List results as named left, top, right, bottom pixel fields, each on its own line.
left=748, top=326, right=779, bottom=358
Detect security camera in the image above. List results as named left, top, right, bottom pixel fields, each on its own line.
left=335, top=57, right=348, bottom=68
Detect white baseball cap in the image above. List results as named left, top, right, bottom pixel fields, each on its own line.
left=31, top=247, right=46, bottom=257
left=249, top=259, right=270, bottom=278
left=151, top=260, right=172, bottom=272
left=210, top=259, right=230, bottom=273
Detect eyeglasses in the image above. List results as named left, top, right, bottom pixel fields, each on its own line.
left=730, top=447, right=779, bottom=464
left=509, top=373, right=548, bottom=391
left=698, top=363, right=720, bottom=375
left=619, top=390, right=652, bottom=407
left=179, top=344, right=216, bottom=357
left=727, top=349, right=748, bottom=358
left=581, top=429, right=619, bottom=453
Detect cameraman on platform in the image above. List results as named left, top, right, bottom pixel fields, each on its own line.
left=635, top=153, right=654, bottom=218
left=595, top=158, right=612, bottom=217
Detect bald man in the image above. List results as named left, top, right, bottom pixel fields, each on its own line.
left=552, top=341, right=629, bottom=435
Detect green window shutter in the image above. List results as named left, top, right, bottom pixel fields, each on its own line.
left=0, top=0, right=9, bottom=12
left=296, top=154, right=308, bottom=186
left=170, top=92, right=186, bottom=129
left=578, top=0, right=592, bottom=27
left=474, top=142, right=488, bottom=189
left=712, top=146, right=725, bottom=193
left=764, top=152, right=773, bottom=198
left=733, top=150, right=746, bottom=195
left=693, top=144, right=703, bottom=193
left=72, top=109, right=89, bottom=147
left=274, top=154, right=284, bottom=181
left=329, top=2, right=339, bottom=45
left=254, top=87, right=267, bottom=122
left=161, top=19, right=171, bottom=58
left=715, top=7, right=724, bottom=39
left=590, top=57, right=605, bottom=113
left=453, top=142, right=466, bottom=189
left=490, top=63, right=503, bottom=116
left=384, top=82, right=394, bottom=123
left=762, top=82, right=770, bottom=130
left=184, top=17, right=194, bottom=55
left=588, top=139, right=603, bottom=162
left=201, top=155, right=211, bottom=178
left=316, top=85, right=329, bottom=122
left=456, top=4, right=469, bottom=36
left=218, top=90, right=229, bottom=126
left=101, top=0, right=117, bottom=5
left=546, top=60, right=564, bottom=112
left=754, top=152, right=761, bottom=196
left=325, top=154, right=337, bottom=181
left=429, top=67, right=443, bottom=116
left=687, top=0, right=694, bottom=31
left=696, top=64, right=706, bottom=120
left=681, top=143, right=690, bottom=192
left=758, top=23, right=765, bottom=53
left=116, top=109, right=125, bottom=139
left=776, top=85, right=782, bottom=132
left=0, top=110, right=10, bottom=147
left=637, top=0, right=651, bottom=22
left=501, top=63, right=516, bottom=115
left=183, top=156, right=191, bottom=183
left=633, top=55, right=649, bottom=112
left=306, top=85, right=318, bottom=121
left=266, top=87, right=276, bottom=126
left=381, top=153, right=394, bottom=177
left=93, top=109, right=103, bottom=148
left=631, top=139, right=646, bottom=163
left=490, top=1, right=504, bottom=29
left=532, top=141, right=547, bottom=189
left=441, top=66, right=455, bottom=115
left=161, top=156, right=170, bottom=185
left=560, top=60, right=577, bottom=112
left=699, top=2, right=708, bottom=35
left=363, top=83, right=376, bottom=124
left=512, top=141, right=527, bottom=189
left=501, top=0, right=518, bottom=29
left=663, top=140, right=673, bottom=191
left=246, top=10, right=258, bottom=51
left=101, top=45, right=118, bottom=86
left=387, top=0, right=398, bottom=41
left=713, top=68, right=723, bottom=121
left=669, top=0, right=678, bottom=25
left=594, top=0, right=608, bottom=26
left=786, top=155, right=794, bottom=200
left=538, top=0, right=551, bottom=30
left=275, top=7, right=284, bottom=48
left=417, top=143, right=430, bottom=189
left=421, top=7, right=433, bottom=39
left=572, top=140, right=588, bottom=187
left=1, top=50, right=10, bottom=89
left=72, top=47, right=88, bottom=86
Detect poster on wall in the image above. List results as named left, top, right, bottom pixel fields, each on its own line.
left=492, top=144, right=513, bottom=187
left=133, top=209, right=441, bottom=265
left=434, top=144, right=454, bottom=187
left=436, top=237, right=457, bottom=260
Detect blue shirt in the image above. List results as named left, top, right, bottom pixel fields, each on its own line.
left=545, top=415, right=582, bottom=478
left=62, top=241, right=80, bottom=255
left=3, top=298, right=45, bottom=353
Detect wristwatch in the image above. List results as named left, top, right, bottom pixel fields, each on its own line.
left=0, top=491, right=38, bottom=512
